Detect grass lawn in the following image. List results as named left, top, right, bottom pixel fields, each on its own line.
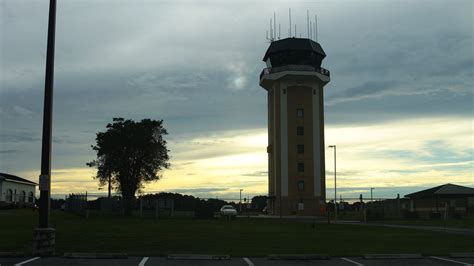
left=374, top=218, right=474, bottom=229
left=1, top=209, right=473, bottom=256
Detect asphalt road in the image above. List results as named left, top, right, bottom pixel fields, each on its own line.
left=1, top=256, right=474, bottom=266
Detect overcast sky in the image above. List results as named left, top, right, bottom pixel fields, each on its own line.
left=1, top=0, right=472, bottom=201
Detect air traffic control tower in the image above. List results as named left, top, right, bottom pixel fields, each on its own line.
left=260, top=37, right=330, bottom=216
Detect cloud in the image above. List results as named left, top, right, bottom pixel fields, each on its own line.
left=0, top=149, right=21, bottom=154
left=2, top=1, right=473, bottom=200
left=167, top=187, right=231, bottom=194
left=241, top=171, right=268, bottom=177
left=0, top=131, right=40, bottom=143
left=324, top=116, right=473, bottom=198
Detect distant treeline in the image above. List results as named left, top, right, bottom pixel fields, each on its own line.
left=49, top=192, right=268, bottom=218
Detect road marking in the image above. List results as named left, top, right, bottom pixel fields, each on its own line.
left=14, top=257, right=40, bottom=266
left=431, top=256, right=472, bottom=265
left=341, top=257, right=364, bottom=266
left=243, top=257, right=254, bottom=266
left=138, top=257, right=149, bottom=266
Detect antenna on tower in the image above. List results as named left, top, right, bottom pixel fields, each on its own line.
left=273, top=12, right=276, bottom=40
left=289, top=8, right=292, bottom=37
left=266, top=17, right=273, bottom=42
left=310, top=19, right=312, bottom=40
left=278, top=23, right=281, bottom=39
left=270, top=18, right=273, bottom=41
left=315, top=14, right=318, bottom=42
left=307, top=10, right=310, bottom=38
left=295, top=24, right=297, bottom=37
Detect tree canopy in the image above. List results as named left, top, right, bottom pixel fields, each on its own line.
left=88, top=118, right=170, bottom=215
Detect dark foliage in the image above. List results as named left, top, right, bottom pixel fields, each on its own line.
left=141, top=192, right=198, bottom=211
left=140, top=192, right=229, bottom=218
left=88, top=118, right=170, bottom=215
left=250, top=195, right=268, bottom=211
left=50, top=198, right=65, bottom=209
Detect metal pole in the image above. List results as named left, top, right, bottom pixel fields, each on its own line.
left=371, top=188, right=374, bottom=202
left=334, top=145, right=337, bottom=223
left=328, top=145, right=337, bottom=223
left=279, top=195, right=282, bottom=218
left=239, top=189, right=243, bottom=212
left=39, top=0, right=57, bottom=229
left=108, top=176, right=111, bottom=198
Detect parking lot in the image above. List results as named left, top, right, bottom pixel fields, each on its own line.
left=2, top=256, right=474, bottom=266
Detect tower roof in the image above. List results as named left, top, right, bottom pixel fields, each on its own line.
left=262, top=37, right=326, bottom=62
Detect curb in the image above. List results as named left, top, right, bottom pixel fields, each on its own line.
left=167, top=254, right=230, bottom=260
left=268, top=254, right=330, bottom=260
left=363, top=253, right=422, bottom=259
left=0, top=252, right=25, bottom=257
left=450, top=252, right=474, bottom=258
left=63, top=252, right=128, bottom=259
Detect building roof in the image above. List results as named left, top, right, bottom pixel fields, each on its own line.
left=262, top=37, right=326, bottom=61
left=405, top=183, right=474, bottom=199
left=0, top=172, right=37, bottom=185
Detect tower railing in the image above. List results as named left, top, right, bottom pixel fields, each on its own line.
left=260, top=65, right=330, bottom=80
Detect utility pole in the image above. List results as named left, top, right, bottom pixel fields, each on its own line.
left=34, top=0, right=57, bottom=256
left=371, top=187, right=375, bottom=202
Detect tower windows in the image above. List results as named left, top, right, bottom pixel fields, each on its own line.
left=297, top=181, right=305, bottom=191
left=297, top=144, right=304, bottom=154
left=296, top=108, right=304, bottom=117
left=297, top=126, right=304, bottom=136
left=297, top=162, right=305, bottom=172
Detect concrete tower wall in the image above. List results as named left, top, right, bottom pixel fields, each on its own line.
left=264, top=74, right=328, bottom=216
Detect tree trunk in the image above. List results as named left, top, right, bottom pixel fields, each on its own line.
left=121, top=187, right=135, bottom=216
left=119, top=173, right=138, bottom=216
left=123, top=194, right=135, bottom=216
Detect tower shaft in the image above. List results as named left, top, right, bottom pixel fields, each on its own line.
left=260, top=38, right=330, bottom=216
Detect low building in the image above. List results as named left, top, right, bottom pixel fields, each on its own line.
left=0, top=172, right=37, bottom=207
left=405, top=183, right=474, bottom=218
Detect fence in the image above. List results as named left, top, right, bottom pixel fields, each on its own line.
left=65, top=193, right=88, bottom=216
left=63, top=195, right=183, bottom=218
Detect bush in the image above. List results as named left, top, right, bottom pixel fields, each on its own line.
left=195, top=201, right=216, bottom=219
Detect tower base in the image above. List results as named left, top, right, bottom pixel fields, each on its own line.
left=268, top=197, right=326, bottom=216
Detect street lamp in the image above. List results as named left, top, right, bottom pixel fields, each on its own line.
left=239, top=189, right=243, bottom=212
left=328, top=145, right=336, bottom=223
left=371, top=188, right=375, bottom=202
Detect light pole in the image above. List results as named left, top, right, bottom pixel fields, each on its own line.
left=239, top=189, right=243, bottom=212
left=328, top=145, right=336, bottom=223
left=371, top=188, right=375, bottom=202
left=34, top=0, right=57, bottom=256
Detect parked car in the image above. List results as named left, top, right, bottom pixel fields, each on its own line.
left=220, top=205, right=238, bottom=216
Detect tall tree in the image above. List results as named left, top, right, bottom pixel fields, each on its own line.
left=88, top=118, right=170, bottom=215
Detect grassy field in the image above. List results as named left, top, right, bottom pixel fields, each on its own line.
left=1, top=209, right=473, bottom=256
left=375, top=218, right=474, bottom=229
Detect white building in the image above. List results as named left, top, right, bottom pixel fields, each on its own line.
left=0, top=172, right=36, bottom=206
